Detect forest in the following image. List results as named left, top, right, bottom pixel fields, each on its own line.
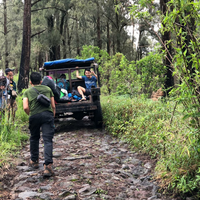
left=1, top=0, right=200, bottom=198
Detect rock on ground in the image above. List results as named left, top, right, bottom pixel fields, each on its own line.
left=0, top=117, right=178, bottom=200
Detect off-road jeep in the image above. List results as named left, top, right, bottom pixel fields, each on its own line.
left=41, top=57, right=103, bottom=128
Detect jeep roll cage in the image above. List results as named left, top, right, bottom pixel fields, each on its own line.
left=40, top=57, right=103, bottom=128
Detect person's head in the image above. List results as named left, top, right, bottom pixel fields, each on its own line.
left=0, top=86, right=5, bottom=90
left=5, top=68, right=14, bottom=79
left=60, top=74, right=66, bottom=79
left=30, top=72, right=42, bottom=85
left=84, top=68, right=92, bottom=78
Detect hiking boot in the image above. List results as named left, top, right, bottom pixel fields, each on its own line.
left=29, top=159, right=39, bottom=169
left=43, top=164, right=54, bottom=177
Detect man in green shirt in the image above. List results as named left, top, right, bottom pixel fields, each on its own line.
left=23, top=72, right=56, bottom=177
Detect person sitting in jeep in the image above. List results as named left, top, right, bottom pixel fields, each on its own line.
left=57, top=74, right=69, bottom=91
left=76, top=67, right=97, bottom=101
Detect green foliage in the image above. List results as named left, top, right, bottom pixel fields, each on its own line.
left=79, top=45, right=110, bottom=69
left=101, top=95, right=200, bottom=197
left=162, top=0, right=200, bottom=130
left=15, top=89, right=29, bottom=123
left=0, top=94, right=29, bottom=166
left=128, top=1, right=200, bottom=195
left=0, top=0, right=23, bottom=70
left=90, top=49, right=166, bottom=96
left=136, top=52, right=166, bottom=95
left=79, top=45, right=166, bottom=96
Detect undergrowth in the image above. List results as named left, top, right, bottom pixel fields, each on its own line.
left=101, top=95, right=200, bottom=198
left=0, top=94, right=29, bottom=167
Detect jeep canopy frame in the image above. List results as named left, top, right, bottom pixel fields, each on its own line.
left=41, top=57, right=101, bottom=92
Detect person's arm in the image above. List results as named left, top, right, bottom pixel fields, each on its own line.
left=23, top=97, right=30, bottom=115
left=76, top=66, right=82, bottom=79
left=91, top=70, right=98, bottom=79
left=50, top=96, right=56, bottom=117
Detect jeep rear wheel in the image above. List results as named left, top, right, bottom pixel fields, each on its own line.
left=73, top=112, right=85, bottom=121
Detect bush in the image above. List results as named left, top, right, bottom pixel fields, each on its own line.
left=0, top=94, right=29, bottom=166
left=101, top=95, right=200, bottom=197
left=79, top=46, right=166, bottom=97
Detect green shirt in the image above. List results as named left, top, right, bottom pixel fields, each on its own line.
left=23, top=85, right=54, bottom=117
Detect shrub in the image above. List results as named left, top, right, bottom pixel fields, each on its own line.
left=0, top=94, right=29, bottom=166
left=101, top=95, right=200, bottom=197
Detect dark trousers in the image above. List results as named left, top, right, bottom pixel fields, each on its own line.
left=29, top=111, right=54, bottom=165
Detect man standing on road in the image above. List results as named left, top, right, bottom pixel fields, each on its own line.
left=23, top=72, right=56, bottom=177
left=2, top=68, right=14, bottom=109
left=76, top=67, right=97, bottom=101
left=0, top=70, right=6, bottom=110
left=6, top=70, right=18, bottom=121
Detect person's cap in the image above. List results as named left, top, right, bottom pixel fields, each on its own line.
left=5, top=68, right=14, bottom=74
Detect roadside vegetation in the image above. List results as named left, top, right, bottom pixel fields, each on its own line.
left=0, top=91, right=29, bottom=167
left=101, top=95, right=200, bottom=198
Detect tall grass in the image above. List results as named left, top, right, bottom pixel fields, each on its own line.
left=0, top=95, right=29, bottom=166
left=101, top=95, right=200, bottom=197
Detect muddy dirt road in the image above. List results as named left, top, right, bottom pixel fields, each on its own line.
left=0, top=117, right=177, bottom=200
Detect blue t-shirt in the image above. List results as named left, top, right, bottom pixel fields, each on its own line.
left=82, top=76, right=97, bottom=89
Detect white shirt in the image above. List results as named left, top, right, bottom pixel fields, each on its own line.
left=3, top=78, right=10, bottom=96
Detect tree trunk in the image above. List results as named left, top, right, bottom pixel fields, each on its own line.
left=66, top=19, right=71, bottom=58
left=61, top=13, right=67, bottom=59
left=97, top=2, right=101, bottom=49
left=107, top=21, right=110, bottom=55
left=18, top=0, right=31, bottom=92
left=47, top=15, right=54, bottom=60
left=55, top=12, right=60, bottom=60
left=112, top=36, right=115, bottom=55
left=47, top=15, right=57, bottom=61
left=115, top=11, right=121, bottom=52
left=131, top=20, right=135, bottom=59
left=38, top=51, right=43, bottom=69
left=136, top=24, right=142, bottom=61
left=63, top=20, right=67, bottom=58
left=75, top=15, right=80, bottom=56
left=50, top=46, right=56, bottom=61
left=161, top=0, right=174, bottom=95
left=3, top=0, right=8, bottom=69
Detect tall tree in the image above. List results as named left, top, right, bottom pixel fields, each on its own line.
left=96, top=1, right=102, bottom=49
left=3, top=0, right=8, bottom=69
left=160, top=0, right=174, bottom=95
left=106, top=21, right=111, bottom=55
left=18, top=0, right=31, bottom=92
left=75, top=14, right=80, bottom=56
